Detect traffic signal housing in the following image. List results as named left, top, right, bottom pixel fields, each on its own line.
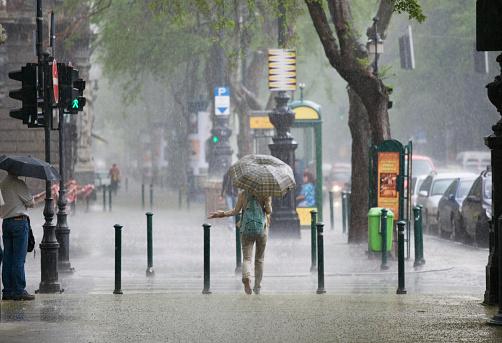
left=58, top=63, right=86, bottom=114
left=8, top=63, right=44, bottom=127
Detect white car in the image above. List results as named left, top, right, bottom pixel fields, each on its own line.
left=416, top=171, right=476, bottom=233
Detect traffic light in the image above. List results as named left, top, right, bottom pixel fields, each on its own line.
left=8, top=63, right=44, bottom=127
left=58, top=63, right=86, bottom=114
left=212, top=135, right=220, bottom=144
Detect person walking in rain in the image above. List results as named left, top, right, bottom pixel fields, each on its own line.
left=0, top=172, right=35, bottom=301
left=209, top=190, right=271, bottom=295
left=208, top=154, right=296, bottom=294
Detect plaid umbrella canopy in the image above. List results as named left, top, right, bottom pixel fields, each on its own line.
left=229, top=154, right=296, bottom=197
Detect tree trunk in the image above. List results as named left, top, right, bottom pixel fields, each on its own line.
left=347, top=88, right=370, bottom=243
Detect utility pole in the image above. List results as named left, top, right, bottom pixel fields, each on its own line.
left=268, top=0, right=300, bottom=237
left=37, top=0, right=60, bottom=293
left=52, top=12, right=73, bottom=274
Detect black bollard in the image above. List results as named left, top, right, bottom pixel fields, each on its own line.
left=146, top=212, right=154, bottom=276
left=488, top=215, right=502, bottom=325
left=316, top=222, right=326, bottom=294
left=347, top=191, right=351, bottom=234
left=235, top=214, right=242, bottom=274
left=178, top=188, right=182, bottom=209
left=108, top=185, right=112, bottom=212
left=329, top=191, right=334, bottom=230
left=141, top=183, right=145, bottom=210
left=202, top=223, right=212, bottom=294
left=85, top=196, right=89, bottom=213
left=413, top=206, right=425, bottom=267
left=102, top=185, right=106, bottom=212
left=341, top=191, right=347, bottom=234
left=149, top=183, right=153, bottom=210
left=310, top=210, right=317, bottom=272
left=397, top=221, right=407, bottom=294
left=113, top=224, right=123, bottom=294
left=125, top=177, right=128, bottom=193
left=380, top=208, right=389, bottom=270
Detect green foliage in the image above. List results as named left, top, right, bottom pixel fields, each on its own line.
left=391, top=0, right=426, bottom=22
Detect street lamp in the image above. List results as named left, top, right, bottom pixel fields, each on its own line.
left=366, top=17, right=384, bottom=76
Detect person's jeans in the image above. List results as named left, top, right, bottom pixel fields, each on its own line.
left=2, top=218, right=29, bottom=297
left=241, top=233, right=268, bottom=290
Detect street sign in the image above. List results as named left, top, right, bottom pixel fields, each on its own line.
left=268, top=49, right=296, bottom=91
left=214, top=87, right=230, bottom=116
left=52, top=60, right=59, bottom=104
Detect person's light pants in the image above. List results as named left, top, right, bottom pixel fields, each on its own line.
left=241, top=233, right=267, bottom=289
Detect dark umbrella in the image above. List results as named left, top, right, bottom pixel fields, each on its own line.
left=0, top=155, right=60, bottom=181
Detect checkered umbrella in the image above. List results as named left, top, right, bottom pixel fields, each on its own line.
left=229, top=154, right=296, bottom=197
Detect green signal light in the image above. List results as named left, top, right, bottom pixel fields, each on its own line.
left=212, top=136, right=219, bottom=143
left=72, top=99, right=79, bottom=109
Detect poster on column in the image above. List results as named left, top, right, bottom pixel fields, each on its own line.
left=377, top=152, right=400, bottom=220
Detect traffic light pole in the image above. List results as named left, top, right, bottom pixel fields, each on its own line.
left=37, top=0, right=60, bottom=294
left=55, top=104, right=73, bottom=273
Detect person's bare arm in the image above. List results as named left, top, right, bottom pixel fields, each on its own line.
left=208, top=192, right=244, bottom=219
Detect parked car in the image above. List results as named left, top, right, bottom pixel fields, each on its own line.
left=461, top=169, right=492, bottom=247
left=411, top=175, right=426, bottom=208
left=416, top=171, right=476, bottom=233
left=325, top=162, right=351, bottom=193
left=412, top=155, right=435, bottom=178
left=456, top=151, right=491, bottom=174
left=437, top=175, right=477, bottom=240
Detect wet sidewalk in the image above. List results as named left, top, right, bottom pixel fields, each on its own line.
left=1, top=187, right=500, bottom=342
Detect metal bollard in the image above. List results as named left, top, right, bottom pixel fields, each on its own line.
left=341, top=192, right=347, bottom=234
left=178, top=188, right=182, bottom=209
left=413, top=206, right=426, bottom=267
left=141, top=183, right=145, bottom=210
left=328, top=191, right=334, bottom=230
left=316, top=222, right=326, bottom=294
left=380, top=208, right=389, bottom=270
left=146, top=212, right=154, bottom=276
left=488, top=215, right=502, bottom=325
left=125, top=177, right=128, bottom=193
left=85, top=196, right=89, bottom=213
left=310, top=210, right=318, bottom=272
left=202, top=223, right=212, bottom=294
left=113, top=224, right=123, bottom=294
left=397, top=221, right=407, bottom=294
left=149, top=183, right=154, bottom=210
left=102, top=185, right=106, bottom=212
left=235, top=214, right=242, bottom=274
left=347, top=191, right=351, bottom=234
left=108, top=185, right=112, bottom=212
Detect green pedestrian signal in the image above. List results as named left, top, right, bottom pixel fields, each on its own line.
left=72, top=99, right=79, bottom=109
left=212, top=135, right=219, bottom=143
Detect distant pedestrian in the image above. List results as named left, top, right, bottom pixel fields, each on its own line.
left=209, top=190, right=271, bottom=295
left=0, top=172, right=35, bottom=301
left=296, top=171, right=316, bottom=207
left=109, top=163, right=121, bottom=195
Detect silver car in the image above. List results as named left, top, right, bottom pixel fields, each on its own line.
left=416, top=172, right=476, bottom=233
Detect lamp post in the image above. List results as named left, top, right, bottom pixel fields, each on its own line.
left=487, top=53, right=502, bottom=325
left=366, top=17, right=384, bottom=76
left=268, top=0, right=300, bottom=237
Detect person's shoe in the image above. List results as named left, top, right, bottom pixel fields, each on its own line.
left=242, top=278, right=252, bottom=295
left=2, top=294, right=14, bottom=301
left=253, top=287, right=261, bottom=295
left=13, top=291, right=35, bottom=301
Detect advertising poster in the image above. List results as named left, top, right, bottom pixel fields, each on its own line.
left=377, top=152, right=400, bottom=220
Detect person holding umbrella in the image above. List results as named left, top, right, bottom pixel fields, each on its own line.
left=0, top=171, right=35, bottom=301
left=0, top=155, right=60, bottom=301
left=208, top=154, right=296, bottom=295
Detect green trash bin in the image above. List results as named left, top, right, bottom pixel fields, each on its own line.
left=368, top=207, right=394, bottom=252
